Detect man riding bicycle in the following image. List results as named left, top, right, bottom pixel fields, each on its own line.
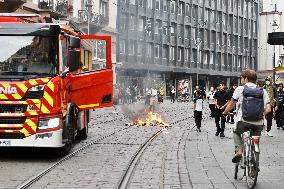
left=223, top=70, right=271, bottom=163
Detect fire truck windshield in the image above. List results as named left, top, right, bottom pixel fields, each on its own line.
left=0, top=35, right=58, bottom=77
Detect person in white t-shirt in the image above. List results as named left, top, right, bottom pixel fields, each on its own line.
left=194, top=90, right=203, bottom=132
left=207, top=87, right=216, bottom=118
left=149, top=87, right=158, bottom=112
left=223, top=70, right=271, bottom=163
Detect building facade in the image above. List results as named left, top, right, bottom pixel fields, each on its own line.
left=258, top=0, right=284, bottom=80
left=72, top=0, right=118, bottom=82
left=116, top=0, right=259, bottom=93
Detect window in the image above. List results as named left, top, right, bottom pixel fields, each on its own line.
left=163, top=0, right=167, bottom=11
left=147, top=43, right=153, bottom=57
left=155, top=44, right=160, bottom=58
left=185, top=3, right=191, bottom=17
left=119, top=39, right=125, bottom=54
left=120, top=13, right=127, bottom=31
left=170, top=46, right=175, bottom=60
left=163, top=45, right=168, bottom=59
left=185, top=26, right=190, bottom=39
left=178, top=2, right=184, bottom=15
left=204, top=9, right=209, bottom=23
left=171, top=23, right=176, bottom=36
left=129, top=15, right=136, bottom=30
left=178, top=47, right=182, bottom=61
left=185, top=48, right=190, bottom=61
left=138, top=17, right=144, bottom=31
left=100, top=0, right=108, bottom=17
left=171, top=0, right=176, bottom=13
left=155, top=0, right=160, bottom=10
left=191, top=28, right=196, bottom=39
left=210, top=10, right=215, bottom=24
left=138, top=0, right=145, bottom=7
left=130, top=0, right=136, bottom=5
left=147, top=0, right=152, bottom=9
left=210, top=52, right=214, bottom=65
left=128, top=40, right=135, bottom=55
left=155, top=20, right=161, bottom=34
left=163, top=21, right=168, bottom=35
left=177, top=24, right=182, bottom=38
left=138, top=42, right=143, bottom=55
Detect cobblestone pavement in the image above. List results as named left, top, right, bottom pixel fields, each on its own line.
left=1, top=100, right=284, bottom=189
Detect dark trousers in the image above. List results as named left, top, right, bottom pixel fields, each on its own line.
left=170, top=94, right=175, bottom=103
left=266, top=108, right=274, bottom=132
left=275, top=108, right=284, bottom=128
left=215, top=109, right=226, bottom=133
left=209, top=104, right=215, bottom=117
left=194, top=111, right=202, bottom=129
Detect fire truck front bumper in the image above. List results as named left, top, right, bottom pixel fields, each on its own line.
left=0, top=129, right=64, bottom=148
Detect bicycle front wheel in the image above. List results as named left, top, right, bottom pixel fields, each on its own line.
left=246, top=145, right=259, bottom=189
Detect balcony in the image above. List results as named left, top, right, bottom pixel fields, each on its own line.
left=76, top=10, right=109, bottom=34
left=37, top=0, right=71, bottom=17
left=0, top=0, right=27, bottom=13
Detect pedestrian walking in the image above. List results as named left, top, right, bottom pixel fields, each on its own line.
left=149, top=87, right=158, bottom=112
left=145, top=88, right=150, bottom=105
left=194, top=90, right=203, bottom=132
left=214, top=81, right=230, bottom=137
left=275, top=83, right=284, bottom=129
left=226, top=84, right=237, bottom=124
left=223, top=69, right=271, bottom=163
left=170, top=86, right=176, bottom=103
left=207, top=87, right=216, bottom=118
left=263, top=76, right=278, bottom=137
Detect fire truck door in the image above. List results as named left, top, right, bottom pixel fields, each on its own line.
left=69, top=36, right=113, bottom=110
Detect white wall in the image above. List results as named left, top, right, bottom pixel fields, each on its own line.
left=259, top=13, right=281, bottom=71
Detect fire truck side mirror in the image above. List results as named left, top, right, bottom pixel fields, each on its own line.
left=69, top=36, right=80, bottom=48
left=68, top=50, right=81, bottom=72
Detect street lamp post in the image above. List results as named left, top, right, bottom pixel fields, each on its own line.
left=272, top=20, right=278, bottom=82
left=196, top=37, right=202, bottom=86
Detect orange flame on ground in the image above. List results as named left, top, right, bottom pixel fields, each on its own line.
left=133, top=112, right=170, bottom=127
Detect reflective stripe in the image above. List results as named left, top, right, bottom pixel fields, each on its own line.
left=78, top=103, right=100, bottom=109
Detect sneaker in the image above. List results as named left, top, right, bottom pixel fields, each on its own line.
left=215, top=132, right=220, bottom=136
left=266, top=131, right=273, bottom=137
left=277, top=127, right=281, bottom=130
left=232, top=148, right=243, bottom=163
left=220, top=132, right=225, bottom=138
left=198, top=129, right=201, bottom=132
left=282, top=127, right=284, bottom=130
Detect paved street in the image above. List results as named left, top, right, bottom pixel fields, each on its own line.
left=0, top=100, right=284, bottom=189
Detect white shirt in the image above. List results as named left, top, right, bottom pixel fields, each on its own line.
left=232, top=82, right=270, bottom=126
left=150, top=88, right=158, bottom=97
left=195, top=98, right=203, bottom=111
left=207, top=91, right=215, bottom=104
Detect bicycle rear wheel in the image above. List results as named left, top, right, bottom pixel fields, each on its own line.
left=246, top=145, right=259, bottom=189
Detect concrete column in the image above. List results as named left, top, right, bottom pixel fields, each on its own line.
left=189, top=75, right=193, bottom=97
left=206, top=76, right=210, bottom=93
left=227, top=77, right=231, bottom=87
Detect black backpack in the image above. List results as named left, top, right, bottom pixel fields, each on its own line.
left=242, top=85, right=264, bottom=121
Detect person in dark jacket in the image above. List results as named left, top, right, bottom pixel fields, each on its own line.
left=276, top=83, right=284, bottom=129
left=214, top=81, right=230, bottom=138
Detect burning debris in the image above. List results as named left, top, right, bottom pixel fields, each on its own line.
left=126, top=111, right=171, bottom=128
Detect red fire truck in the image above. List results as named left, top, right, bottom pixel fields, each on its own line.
left=0, top=14, right=113, bottom=155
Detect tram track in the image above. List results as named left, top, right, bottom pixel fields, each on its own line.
left=15, top=104, right=196, bottom=189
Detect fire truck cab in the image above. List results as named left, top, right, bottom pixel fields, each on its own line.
left=0, top=14, right=113, bottom=155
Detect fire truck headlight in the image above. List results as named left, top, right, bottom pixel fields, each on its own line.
left=38, top=117, right=61, bottom=129
left=28, top=84, right=45, bottom=92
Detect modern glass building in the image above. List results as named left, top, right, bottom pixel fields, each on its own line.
left=116, top=0, right=259, bottom=93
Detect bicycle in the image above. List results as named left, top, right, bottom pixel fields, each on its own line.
left=234, top=127, right=260, bottom=189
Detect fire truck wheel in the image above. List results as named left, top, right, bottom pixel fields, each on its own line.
left=77, top=110, right=89, bottom=140
left=59, top=117, right=75, bottom=156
